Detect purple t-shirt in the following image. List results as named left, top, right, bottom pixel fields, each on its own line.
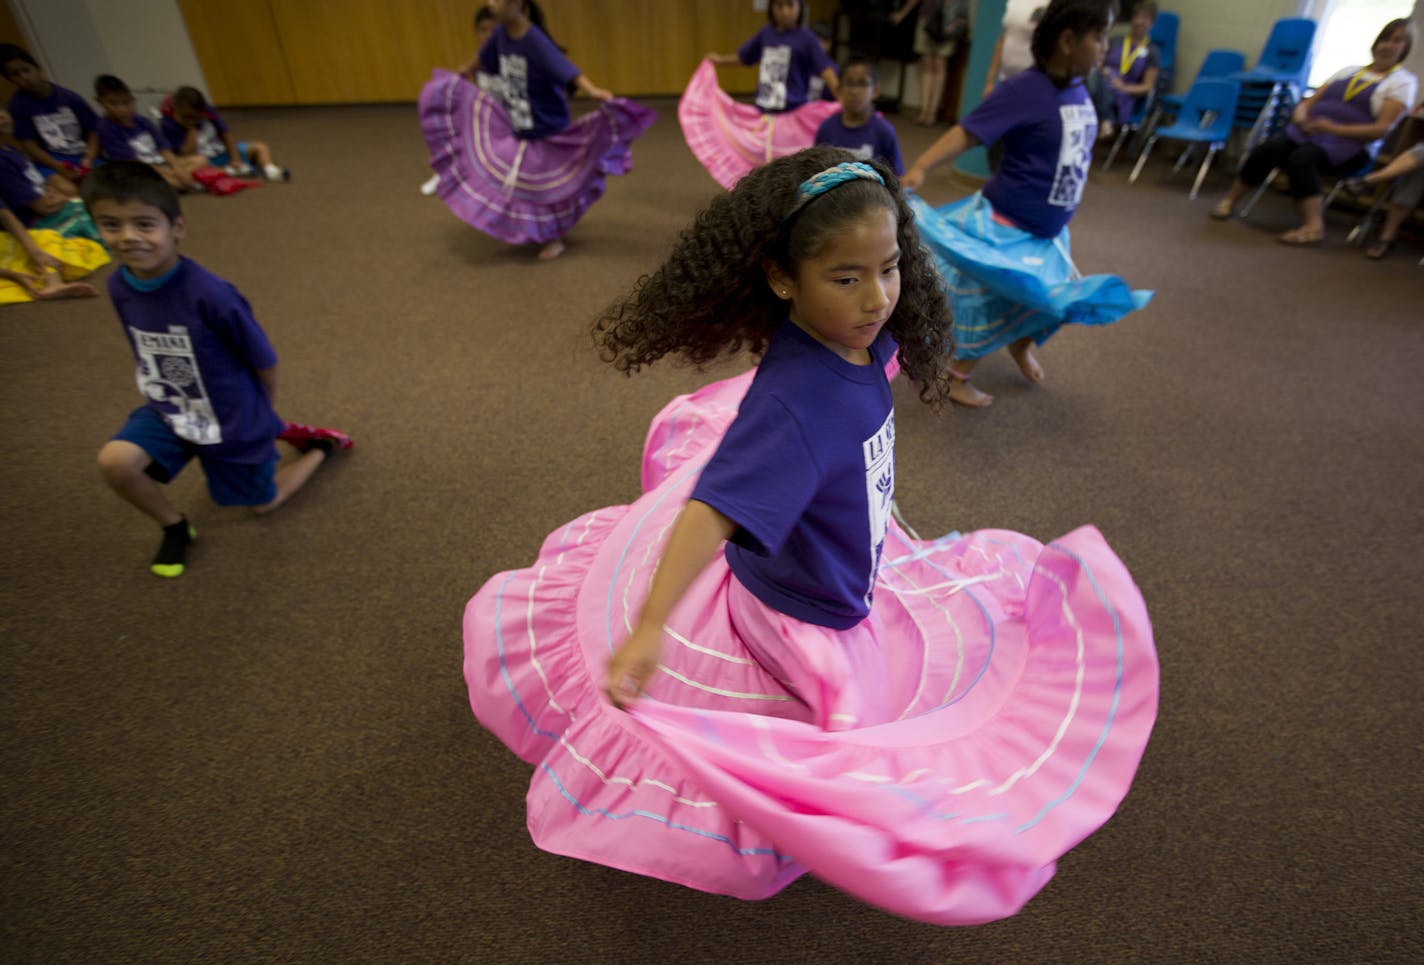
left=0, top=145, right=46, bottom=216
left=815, top=113, right=904, bottom=174
left=8, top=85, right=97, bottom=160
left=738, top=25, right=835, bottom=113
left=691, top=322, right=897, bottom=630
left=1103, top=37, right=1160, bottom=123
left=478, top=24, right=581, bottom=139
left=108, top=257, right=284, bottom=463
left=160, top=111, right=229, bottom=159
left=963, top=67, right=1097, bottom=238
left=97, top=116, right=168, bottom=164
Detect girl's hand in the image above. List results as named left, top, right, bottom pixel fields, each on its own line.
left=603, top=624, right=663, bottom=710
left=588, top=85, right=614, bottom=102
left=901, top=167, right=925, bottom=192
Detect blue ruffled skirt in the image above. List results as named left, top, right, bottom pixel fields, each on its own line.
left=908, top=193, right=1152, bottom=360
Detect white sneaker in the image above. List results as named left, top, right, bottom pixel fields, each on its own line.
left=419, top=174, right=440, bottom=196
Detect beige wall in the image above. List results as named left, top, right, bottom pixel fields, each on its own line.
left=177, top=0, right=784, bottom=106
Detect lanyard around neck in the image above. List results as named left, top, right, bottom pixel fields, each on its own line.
left=1119, top=39, right=1146, bottom=76
left=1343, top=65, right=1396, bottom=102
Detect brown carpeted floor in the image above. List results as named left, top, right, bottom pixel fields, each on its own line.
left=2, top=100, right=1421, bottom=962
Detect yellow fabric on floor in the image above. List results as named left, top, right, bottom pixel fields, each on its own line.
left=0, top=229, right=109, bottom=304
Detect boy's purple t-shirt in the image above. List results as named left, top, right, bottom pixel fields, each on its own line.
left=478, top=24, right=580, bottom=139
left=691, top=322, right=898, bottom=630
left=0, top=145, right=46, bottom=216
left=815, top=112, right=904, bottom=174
left=107, top=257, right=284, bottom=463
left=97, top=116, right=168, bottom=164
left=7, top=84, right=98, bottom=159
left=963, top=67, right=1097, bottom=238
left=738, top=25, right=835, bottom=113
left=160, top=111, right=228, bottom=159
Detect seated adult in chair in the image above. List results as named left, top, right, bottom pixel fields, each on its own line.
left=1210, top=19, right=1417, bottom=246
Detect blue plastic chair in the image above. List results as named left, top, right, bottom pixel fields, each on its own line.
left=1150, top=12, right=1180, bottom=91
left=1230, top=17, right=1317, bottom=87
left=1155, top=49, right=1246, bottom=121
left=1128, top=78, right=1241, bottom=198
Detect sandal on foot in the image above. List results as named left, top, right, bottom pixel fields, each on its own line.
left=1365, top=238, right=1395, bottom=260
left=1278, top=229, right=1323, bottom=247
left=1209, top=200, right=1234, bottom=221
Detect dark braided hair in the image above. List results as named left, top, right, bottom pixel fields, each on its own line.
left=594, top=146, right=954, bottom=405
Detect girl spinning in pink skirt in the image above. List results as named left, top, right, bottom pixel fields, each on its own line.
left=683, top=0, right=841, bottom=189
left=462, top=147, right=1158, bottom=924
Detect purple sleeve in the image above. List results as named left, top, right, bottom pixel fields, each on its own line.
left=530, top=27, right=580, bottom=86
left=807, top=31, right=834, bottom=75
left=160, top=116, right=185, bottom=151
left=139, top=116, right=165, bottom=143
left=738, top=29, right=764, bottom=67
left=66, top=88, right=99, bottom=134
left=9, top=96, right=38, bottom=143
left=206, top=284, right=278, bottom=371
left=961, top=75, right=1027, bottom=148
left=478, top=34, right=498, bottom=74
left=208, top=109, right=229, bottom=136
left=691, top=393, right=820, bottom=557
left=881, top=121, right=904, bottom=175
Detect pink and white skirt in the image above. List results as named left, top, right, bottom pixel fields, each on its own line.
left=678, top=59, right=840, bottom=191
left=462, top=367, right=1159, bottom=925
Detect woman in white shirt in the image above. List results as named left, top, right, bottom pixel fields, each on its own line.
left=981, top=0, right=1046, bottom=99
left=1211, top=19, right=1417, bottom=246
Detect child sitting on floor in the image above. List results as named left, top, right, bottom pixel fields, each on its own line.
left=0, top=44, right=98, bottom=181
left=93, top=75, right=202, bottom=192
left=160, top=87, right=290, bottom=182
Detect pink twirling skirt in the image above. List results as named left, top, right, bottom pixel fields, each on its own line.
left=678, top=59, right=840, bottom=190
left=462, top=368, right=1159, bottom=925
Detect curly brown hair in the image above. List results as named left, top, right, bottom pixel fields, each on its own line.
left=593, top=147, right=954, bottom=404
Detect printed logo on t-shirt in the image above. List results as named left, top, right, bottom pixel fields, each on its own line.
left=22, top=160, right=44, bottom=190
left=757, top=45, right=792, bottom=111
left=1048, top=103, right=1096, bottom=209
left=34, top=108, right=83, bottom=155
left=194, top=121, right=223, bottom=159
left=129, top=132, right=163, bottom=165
left=131, top=326, right=222, bottom=445
left=498, top=53, right=534, bottom=130
left=862, top=410, right=895, bottom=607
left=843, top=143, right=875, bottom=161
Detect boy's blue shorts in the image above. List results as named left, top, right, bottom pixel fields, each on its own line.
left=113, top=406, right=278, bottom=507
left=211, top=141, right=252, bottom=168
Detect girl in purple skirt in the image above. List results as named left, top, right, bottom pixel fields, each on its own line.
left=419, top=1, right=654, bottom=260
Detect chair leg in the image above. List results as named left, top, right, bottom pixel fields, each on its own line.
left=1103, top=126, right=1127, bottom=170
left=1129, top=136, right=1158, bottom=183
left=1189, top=146, right=1218, bottom=200
left=1171, top=144, right=1195, bottom=174
left=1239, top=167, right=1277, bottom=218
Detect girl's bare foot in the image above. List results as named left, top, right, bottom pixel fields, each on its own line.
left=949, top=379, right=993, bottom=407
left=35, top=277, right=98, bottom=300
left=1209, top=198, right=1234, bottom=221
left=1009, top=340, right=1045, bottom=383
left=538, top=239, right=566, bottom=260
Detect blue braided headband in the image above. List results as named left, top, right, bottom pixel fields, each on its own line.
left=785, top=162, right=887, bottom=220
